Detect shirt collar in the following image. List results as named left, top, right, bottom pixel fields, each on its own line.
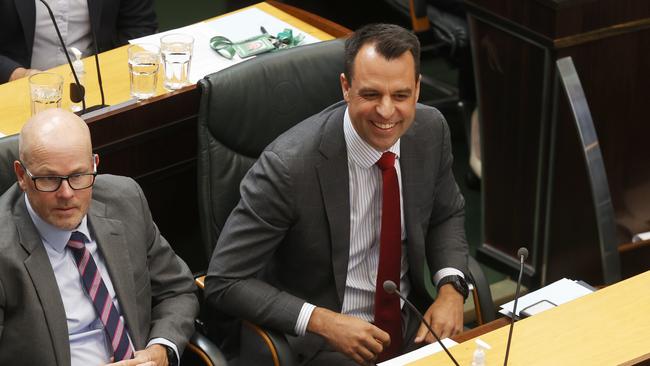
left=343, top=107, right=400, bottom=169
left=24, top=194, right=92, bottom=253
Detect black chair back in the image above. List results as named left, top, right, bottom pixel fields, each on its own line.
left=196, top=39, right=345, bottom=258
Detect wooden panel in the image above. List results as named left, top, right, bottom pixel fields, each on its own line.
left=468, top=0, right=650, bottom=286
left=545, top=29, right=650, bottom=284
left=471, top=15, right=550, bottom=279
left=466, top=0, right=650, bottom=39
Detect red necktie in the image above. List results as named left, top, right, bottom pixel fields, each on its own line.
left=68, top=231, right=135, bottom=361
left=374, top=152, right=402, bottom=361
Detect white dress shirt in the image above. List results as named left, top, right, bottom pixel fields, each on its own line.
left=294, top=108, right=464, bottom=335
left=25, top=194, right=178, bottom=365
left=31, top=0, right=93, bottom=70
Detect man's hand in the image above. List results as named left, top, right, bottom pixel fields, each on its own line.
left=307, top=307, right=390, bottom=365
left=414, top=284, right=464, bottom=343
left=9, top=67, right=41, bottom=81
left=105, top=344, right=168, bottom=366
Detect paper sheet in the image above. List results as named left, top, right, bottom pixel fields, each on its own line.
left=129, top=7, right=321, bottom=83
left=499, top=278, right=594, bottom=318
left=377, top=338, right=458, bottom=366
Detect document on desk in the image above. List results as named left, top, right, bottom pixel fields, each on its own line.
left=377, top=338, right=458, bottom=366
left=499, top=278, right=594, bottom=318
left=129, top=7, right=321, bottom=83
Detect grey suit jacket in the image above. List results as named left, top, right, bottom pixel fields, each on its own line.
left=0, top=174, right=198, bottom=366
left=205, top=101, right=468, bottom=357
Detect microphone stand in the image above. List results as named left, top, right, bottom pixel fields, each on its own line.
left=39, top=0, right=109, bottom=116
left=38, top=0, right=86, bottom=113
left=383, top=280, right=460, bottom=366
left=87, top=5, right=108, bottom=113
left=503, top=247, right=528, bottom=366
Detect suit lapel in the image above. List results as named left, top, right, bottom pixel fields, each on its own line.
left=15, top=0, right=35, bottom=57
left=15, top=198, right=71, bottom=366
left=87, top=200, right=142, bottom=349
left=399, top=124, right=427, bottom=287
left=316, top=107, right=350, bottom=306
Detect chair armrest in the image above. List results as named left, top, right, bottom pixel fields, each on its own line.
left=240, top=321, right=296, bottom=366
left=183, top=331, right=228, bottom=366
left=467, top=256, right=496, bottom=324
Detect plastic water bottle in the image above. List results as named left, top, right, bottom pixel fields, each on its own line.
left=471, top=338, right=492, bottom=366
left=69, top=47, right=85, bottom=113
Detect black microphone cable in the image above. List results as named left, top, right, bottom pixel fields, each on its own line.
left=383, top=280, right=460, bottom=366
left=504, top=247, right=528, bottom=366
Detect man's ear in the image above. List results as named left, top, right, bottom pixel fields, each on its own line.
left=14, top=160, right=27, bottom=191
left=340, top=72, right=351, bottom=102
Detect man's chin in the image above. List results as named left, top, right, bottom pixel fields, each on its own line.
left=49, top=213, right=82, bottom=231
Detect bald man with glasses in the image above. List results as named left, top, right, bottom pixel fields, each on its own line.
left=0, top=108, right=198, bottom=366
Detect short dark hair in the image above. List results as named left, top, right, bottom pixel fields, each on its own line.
left=344, top=23, right=421, bottom=85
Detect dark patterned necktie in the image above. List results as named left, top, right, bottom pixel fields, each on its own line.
left=67, top=231, right=134, bottom=361
left=374, top=152, right=402, bottom=361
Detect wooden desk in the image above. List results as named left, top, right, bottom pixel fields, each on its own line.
left=410, top=271, right=650, bottom=365
left=466, top=0, right=650, bottom=286
left=0, top=2, right=351, bottom=271
left=0, top=1, right=345, bottom=135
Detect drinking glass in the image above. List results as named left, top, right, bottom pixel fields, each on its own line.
left=160, top=34, right=194, bottom=90
left=128, top=43, right=160, bottom=100
left=29, top=72, right=63, bottom=115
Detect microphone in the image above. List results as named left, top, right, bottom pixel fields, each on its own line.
left=38, top=0, right=108, bottom=115
left=38, top=0, right=85, bottom=113
left=383, top=280, right=459, bottom=366
left=503, top=247, right=528, bottom=366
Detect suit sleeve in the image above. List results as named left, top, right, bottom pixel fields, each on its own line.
left=133, top=180, right=198, bottom=354
left=115, top=0, right=157, bottom=44
left=424, top=114, right=469, bottom=277
left=0, top=55, right=22, bottom=84
left=204, top=150, right=306, bottom=336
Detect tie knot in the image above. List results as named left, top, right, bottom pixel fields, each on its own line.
left=68, top=231, right=87, bottom=249
left=377, top=152, right=396, bottom=171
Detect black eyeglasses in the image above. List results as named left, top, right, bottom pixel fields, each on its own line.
left=20, top=157, right=97, bottom=192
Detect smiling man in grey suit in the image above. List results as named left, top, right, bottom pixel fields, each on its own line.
left=205, top=23, right=469, bottom=365
left=0, top=109, right=198, bottom=365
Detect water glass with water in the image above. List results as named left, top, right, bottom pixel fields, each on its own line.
left=128, top=43, right=160, bottom=100
left=29, top=72, right=63, bottom=116
left=160, top=34, right=194, bottom=90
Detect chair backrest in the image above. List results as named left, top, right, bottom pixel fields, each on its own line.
left=196, top=39, right=346, bottom=258
left=0, top=134, right=19, bottom=194
left=384, top=0, right=469, bottom=54
left=554, top=57, right=621, bottom=284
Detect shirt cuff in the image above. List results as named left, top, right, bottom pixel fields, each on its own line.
left=432, top=267, right=465, bottom=287
left=147, top=338, right=179, bottom=365
left=294, top=302, right=316, bottom=336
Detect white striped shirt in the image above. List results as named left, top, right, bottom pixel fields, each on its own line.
left=295, top=108, right=463, bottom=335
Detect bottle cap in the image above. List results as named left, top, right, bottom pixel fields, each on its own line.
left=70, top=47, right=84, bottom=74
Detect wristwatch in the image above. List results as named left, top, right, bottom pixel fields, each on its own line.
left=163, top=345, right=178, bottom=366
left=437, top=275, right=469, bottom=301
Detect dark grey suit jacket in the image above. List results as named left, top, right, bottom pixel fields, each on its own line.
left=0, top=174, right=198, bottom=366
left=205, top=101, right=468, bottom=358
left=0, top=0, right=157, bottom=83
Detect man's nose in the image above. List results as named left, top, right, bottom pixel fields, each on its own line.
left=376, top=96, right=395, bottom=119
